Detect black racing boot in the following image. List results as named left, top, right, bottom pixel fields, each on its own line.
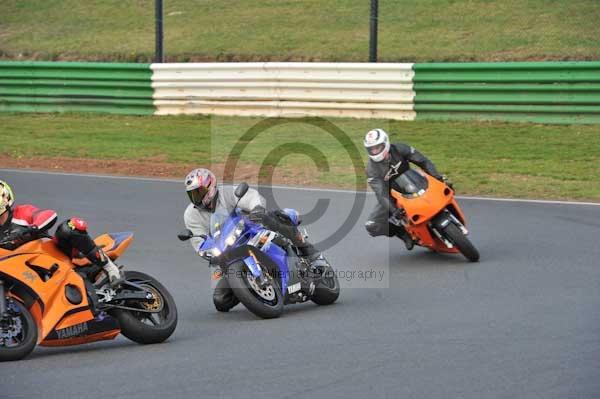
left=395, top=230, right=414, bottom=251
left=212, top=276, right=240, bottom=312
left=297, top=243, right=330, bottom=270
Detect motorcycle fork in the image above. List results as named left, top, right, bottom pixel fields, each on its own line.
left=447, top=212, right=468, bottom=235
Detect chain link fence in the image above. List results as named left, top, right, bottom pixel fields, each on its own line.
left=1, top=1, right=597, bottom=63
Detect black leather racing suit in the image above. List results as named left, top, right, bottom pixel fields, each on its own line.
left=365, top=142, right=442, bottom=237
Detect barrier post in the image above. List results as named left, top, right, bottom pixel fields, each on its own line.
left=369, top=0, right=379, bottom=62
left=155, top=0, right=164, bottom=63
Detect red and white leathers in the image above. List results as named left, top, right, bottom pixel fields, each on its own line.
left=11, top=204, right=58, bottom=231
left=0, top=204, right=58, bottom=250
left=0, top=204, right=123, bottom=287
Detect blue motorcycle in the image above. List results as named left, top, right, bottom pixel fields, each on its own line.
left=178, top=183, right=339, bottom=319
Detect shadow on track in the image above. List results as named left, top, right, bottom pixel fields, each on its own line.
left=391, top=251, right=472, bottom=267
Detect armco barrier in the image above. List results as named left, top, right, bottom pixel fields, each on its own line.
left=0, top=62, right=154, bottom=115
left=413, top=62, right=600, bottom=124
left=151, top=63, right=416, bottom=120
left=1, top=61, right=599, bottom=123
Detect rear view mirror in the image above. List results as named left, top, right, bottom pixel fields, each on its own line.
left=177, top=229, right=194, bottom=241
left=234, top=182, right=249, bottom=199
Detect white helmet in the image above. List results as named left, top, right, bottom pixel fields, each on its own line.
left=185, top=168, right=218, bottom=211
left=364, top=129, right=390, bottom=162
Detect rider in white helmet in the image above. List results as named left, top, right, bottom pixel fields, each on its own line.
left=363, top=129, right=445, bottom=249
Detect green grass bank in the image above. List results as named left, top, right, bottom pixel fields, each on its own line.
left=0, top=112, right=598, bottom=201
left=1, top=0, right=599, bottom=62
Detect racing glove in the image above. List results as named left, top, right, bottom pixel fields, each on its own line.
left=249, top=206, right=281, bottom=232
left=441, top=175, right=454, bottom=190
left=248, top=205, right=267, bottom=224
left=23, top=225, right=40, bottom=239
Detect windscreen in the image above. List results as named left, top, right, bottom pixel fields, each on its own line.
left=209, top=209, right=230, bottom=237
left=391, top=168, right=429, bottom=196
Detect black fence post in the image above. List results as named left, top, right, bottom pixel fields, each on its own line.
left=369, top=0, right=378, bottom=62
left=155, top=0, right=164, bottom=63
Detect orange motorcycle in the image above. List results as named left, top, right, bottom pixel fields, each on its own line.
left=0, top=231, right=177, bottom=361
left=390, top=169, right=480, bottom=262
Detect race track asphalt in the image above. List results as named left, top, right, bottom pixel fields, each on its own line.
left=1, top=169, right=599, bottom=399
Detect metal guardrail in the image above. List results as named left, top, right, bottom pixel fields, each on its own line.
left=413, top=62, right=600, bottom=124
left=1, top=61, right=599, bottom=123
left=0, top=62, right=154, bottom=115
left=151, top=62, right=417, bottom=120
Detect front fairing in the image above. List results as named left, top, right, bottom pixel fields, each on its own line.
left=0, top=239, right=94, bottom=342
left=391, top=169, right=455, bottom=224
left=200, top=209, right=290, bottom=294
left=199, top=210, right=254, bottom=256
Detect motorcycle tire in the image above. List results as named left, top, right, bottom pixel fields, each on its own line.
left=443, top=223, right=480, bottom=262
left=311, top=265, right=340, bottom=306
left=0, top=300, right=38, bottom=362
left=227, top=261, right=284, bottom=319
left=112, top=271, right=178, bottom=344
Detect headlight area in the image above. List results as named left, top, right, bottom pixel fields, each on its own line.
left=224, top=220, right=245, bottom=247
left=200, top=220, right=245, bottom=259
left=199, top=247, right=222, bottom=258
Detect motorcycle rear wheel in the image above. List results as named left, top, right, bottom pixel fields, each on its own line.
left=227, top=261, right=284, bottom=319
left=0, top=300, right=37, bottom=362
left=112, top=271, right=178, bottom=344
left=443, top=223, right=480, bottom=262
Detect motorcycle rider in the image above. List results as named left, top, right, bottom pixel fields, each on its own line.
left=183, top=168, right=326, bottom=312
left=363, top=128, right=446, bottom=250
left=0, top=180, right=123, bottom=287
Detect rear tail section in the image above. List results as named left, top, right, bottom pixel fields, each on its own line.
left=72, top=232, right=134, bottom=267
left=100, top=232, right=134, bottom=260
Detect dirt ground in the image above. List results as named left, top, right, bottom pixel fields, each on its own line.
left=0, top=154, right=350, bottom=189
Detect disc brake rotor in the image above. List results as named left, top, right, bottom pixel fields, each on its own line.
left=247, top=274, right=276, bottom=301
left=0, top=315, right=23, bottom=347
left=139, top=285, right=164, bottom=312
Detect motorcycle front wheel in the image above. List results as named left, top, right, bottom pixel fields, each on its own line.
left=227, top=261, right=284, bottom=319
left=0, top=299, right=38, bottom=362
left=443, top=223, right=480, bottom=262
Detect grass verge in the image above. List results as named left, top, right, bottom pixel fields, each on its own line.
left=1, top=0, right=599, bottom=62
left=0, top=112, right=599, bottom=202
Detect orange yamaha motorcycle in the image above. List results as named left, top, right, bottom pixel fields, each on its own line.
left=389, top=169, right=480, bottom=262
left=0, top=231, right=177, bottom=361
